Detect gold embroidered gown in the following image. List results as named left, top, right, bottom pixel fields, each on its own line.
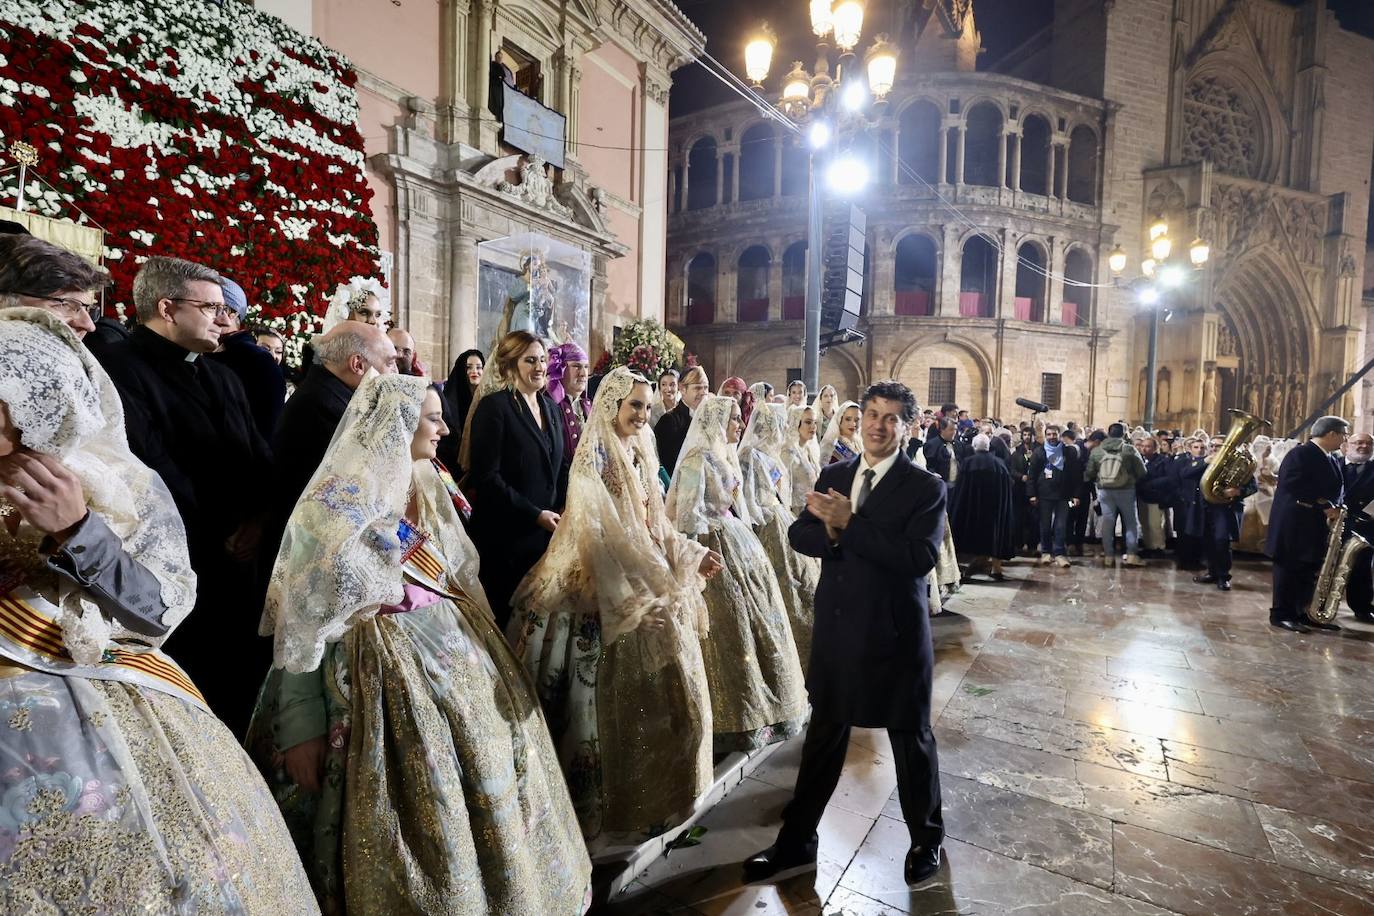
left=671, top=441, right=808, bottom=753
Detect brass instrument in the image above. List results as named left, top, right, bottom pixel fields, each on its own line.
left=1201, top=408, right=1271, bottom=505
left=1308, top=505, right=1372, bottom=624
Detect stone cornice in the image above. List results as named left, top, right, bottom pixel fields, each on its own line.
left=598, top=0, right=705, bottom=73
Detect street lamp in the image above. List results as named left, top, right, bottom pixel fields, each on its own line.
left=1134, top=217, right=1210, bottom=429
left=742, top=0, right=892, bottom=392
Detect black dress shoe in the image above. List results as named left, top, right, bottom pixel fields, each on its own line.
left=1306, top=619, right=1342, bottom=632
left=904, top=844, right=943, bottom=885
left=1217, top=579, right=1232, bottom=591
left=1355, top=611, right=1374, bottom=623
left=1193, top=574, right=1218, bottom=584
left=743, top=839, right=818, bottom=881
left=1270, top=619, right=1311, bottom=634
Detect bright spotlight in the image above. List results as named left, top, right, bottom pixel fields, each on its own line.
left=809, top=121, right=832, bottom=149
left=841, top=80, right=868, bottom=111
left=1159, top=264, right=1186, bottom=288
left=826, top=155, right=870, bottom=195
left=1138, top=286, right=1160, bottom=306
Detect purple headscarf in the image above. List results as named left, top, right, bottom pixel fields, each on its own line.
left=546, top=341, right=589, bottom=404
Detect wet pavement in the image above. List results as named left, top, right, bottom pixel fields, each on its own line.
left=597, top=557, right=1374, bottom=914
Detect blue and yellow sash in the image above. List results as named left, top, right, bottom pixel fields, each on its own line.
left=0, top=588, right=207, bottom=710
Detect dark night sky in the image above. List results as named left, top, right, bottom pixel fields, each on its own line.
left=669, top=0, right=1374, bottom=117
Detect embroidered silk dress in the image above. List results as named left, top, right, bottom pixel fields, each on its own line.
left=0, top=309, right=316, bottom=915
left=511, top=368, right=714, bottom=846
left=249, top=374, right=590, bottom=916
left=668, top=397, right=808, bottom=753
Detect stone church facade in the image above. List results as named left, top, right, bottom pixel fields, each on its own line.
left=665, top=0, right=1374, bottom=434
left=255, top=0, right=704, bottom=370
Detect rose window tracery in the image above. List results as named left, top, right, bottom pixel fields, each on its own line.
left=1183, top=77, right=1261, bottom=179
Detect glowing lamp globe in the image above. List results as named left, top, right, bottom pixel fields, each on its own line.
left=810, top=0, right=833, bottom=37
left=744, top=27, right=776, bottom=86
left=832, top=0, right=864, bottom=51
left=865, top=35, right=897, bottom=98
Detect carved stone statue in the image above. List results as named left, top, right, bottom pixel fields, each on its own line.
left=1264, top=374, right=1283, bottom=426
left=1285, top=372, right=1306, bottom=430
left=1200, top=367, right=1218, bottom=431
left=496, top=154, right=574, bottom=219
left=1243, top=378, right=1260, bottom=419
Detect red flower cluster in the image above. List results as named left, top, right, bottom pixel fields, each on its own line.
left=0, top=4, right=381, bottom=323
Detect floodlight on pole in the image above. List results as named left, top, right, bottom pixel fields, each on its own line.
left=826, top=154, right=870, bottom=195
left=1159, top=264, right=1186, bottom=288
left=808, top=120, right=832, bottom=149
left=1139, top=286, right=1161, bottom=306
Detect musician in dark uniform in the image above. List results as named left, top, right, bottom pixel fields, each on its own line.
left=1339, top=432, right=1374, bottom=622
left=1179, top=434, right=1256, bottom=592
left=1266, top=416, right=1349, bottom=633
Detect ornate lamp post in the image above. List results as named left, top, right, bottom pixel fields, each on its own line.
left=743, top=1, right=897, bottom=391
left=1109, top=219, right=1211, bottom=429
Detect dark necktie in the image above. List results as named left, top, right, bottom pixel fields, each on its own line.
left=855, top=468, right=875, bottom=512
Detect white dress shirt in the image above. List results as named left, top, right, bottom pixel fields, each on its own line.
left=849, top=446, right=901, bottom=510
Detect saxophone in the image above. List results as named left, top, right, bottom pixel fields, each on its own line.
left=1202, top=408, right=1271, bottom=504
left=1307, top=505, right=1373, bottom=624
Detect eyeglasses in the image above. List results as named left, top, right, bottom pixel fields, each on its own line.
left=4, top=292, right=102, bottom=320
left=168, top=298, right=235, bottom=320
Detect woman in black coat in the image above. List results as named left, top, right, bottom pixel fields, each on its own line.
left=436, top=347, right=484, bottom=472
left=465, top=332, right=567, bottom=628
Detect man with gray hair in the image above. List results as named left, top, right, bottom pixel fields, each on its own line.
left=1266, top=415, right=1350, bottom=633
left=259, top=320, right=397, bottom=594
left=92, top=255, right=273, bottom=734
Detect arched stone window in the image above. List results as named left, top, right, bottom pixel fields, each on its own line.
left=1020, top=114, right=1052, bottom=196
left=780, top=135, right=809, bottom=197
left=737, top=246, right=771, bottom=322
left=1061, top=248, right=1093, bottom=326
left=687, top=138, right=718, bottom=211
left=739, top=123, right=777, bottom=201
left=782, top=241, right=806, bottom=319
left=959, top=235, right=997, bottom=317
left=1014, top=241, right=1048, bottom=321
left=894, top=234, right=937, bottom=316
left=964, top=103, right=1002, bottom=187
left=1066, top=126, right=1098, bottom=204
left=898, top=101, right=941, bottom=185
left=686, top=253, right=716, bottom=325
left=1182, top=75, right=1262, bottom=179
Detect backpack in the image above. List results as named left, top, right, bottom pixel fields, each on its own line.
left=1096, top=449, right=1128, bottom=488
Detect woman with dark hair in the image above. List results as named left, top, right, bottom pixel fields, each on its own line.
left=464, top=331, right=567, bottom=628
left=436, top=348, right=484, bottom=471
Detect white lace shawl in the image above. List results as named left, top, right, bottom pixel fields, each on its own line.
left=512, top=367, right=709, bottom=665
left=782, top=405, right=822, bottom=516
left=666, top=395, right=756, bottom=533
left=260, top=372, right=488, bottom=673
left=818, top=399, right=861, bottom=463
left=0, top=308, right=196, bottom=663
left=737, top=403, right=791, bottom=524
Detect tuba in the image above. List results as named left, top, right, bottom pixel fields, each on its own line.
left=1201, top=408, right=1272, bottom=505
left=1308, top=505, right=1373, bottom=624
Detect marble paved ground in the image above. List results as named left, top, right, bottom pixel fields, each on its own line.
left=597, top=557, right=1374, bottom=915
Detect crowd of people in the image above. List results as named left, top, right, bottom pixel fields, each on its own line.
left=1, top=227, right=1367, bottom=911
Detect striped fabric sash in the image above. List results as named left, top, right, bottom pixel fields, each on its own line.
left=397, top=519, right=459, bottom=600
left=0, top=589, right=208, bottom=710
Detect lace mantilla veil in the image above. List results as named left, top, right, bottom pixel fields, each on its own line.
left=737, top=402, right=791, bottom=521
left=786, top=403, right=822, bottom=470
left=818, top=399, right=861, bottom=461
left=0, top=308, right=196, bottom=663
left=513, top=366, right=709, bottom=666
left=260, top=372, right=487, bottom=673
left=666, top=394, right=757, bottom=532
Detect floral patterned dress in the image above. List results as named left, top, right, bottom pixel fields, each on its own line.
left=246, top=527, right=591, bottom=915
left=674, top=451, right=808, bottom=753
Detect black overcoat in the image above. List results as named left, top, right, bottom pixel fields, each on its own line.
left=466, top=388, right=568, bottom=621
left=1266, top=441, right=1344, bottom=564
left=1177, top=458, right=1255, bottom=541
left=949, top=452, right=1016, bottom=559
left=1341, top=459, right=1374, bottom=542
left=789, top=452, right=946, bottom=730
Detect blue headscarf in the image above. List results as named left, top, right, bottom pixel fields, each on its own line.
left=1044, top=439, right=1064, bottom=470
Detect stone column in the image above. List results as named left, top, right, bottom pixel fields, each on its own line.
left=715, top=153, right=725, bottom=206
left=998, top=231, right=1017, bottom=320
left=731, top=146, right=741, bottom=201
left=680, top=161, right=689, bottom=212
left=719, top=251, right=738, bottom=322
left=889, top=129, right=900, bottom=184
left=937, top=126, right=949, bottom=184
left=438, top=0, right=470, bottom=143
left=871, top=232, right=895, bottom=316
left=1047, top=238, right=1066, bottom=324
left=996, top=129, right=1008, bottom=188
left=1010, top=132, right=1022, bottom=191
left=469, top=0, right=496, bottom=150
left=954, top=126, right=966, bottom=185
left=639, top=74, right=670, bottom=319
left=768, top=245, right=784, bottom=320
left=668, top=166, right=678, bottom=214
left=448, top=228, right=480, bottom=361
left=1045, top=141, right=1056, bottom=200
left=939, top=224, right=962, bottom=317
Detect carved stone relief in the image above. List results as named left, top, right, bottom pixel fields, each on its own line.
left=1182, top=76, right=1260, bottom=179
left=495, top=154, right=574, bottom=218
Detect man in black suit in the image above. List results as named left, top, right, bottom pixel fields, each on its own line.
left=745, top=380, right=947, bottom=887
left=921, top=416, right=969, bottom=490
left=655, top=365, right=709, bottom=476
left=1340, top=432, right=1374, bottom=622
left=1028, top=424, right=1082, bottom=568
left=1267, top=415, right=1349, bottom=633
